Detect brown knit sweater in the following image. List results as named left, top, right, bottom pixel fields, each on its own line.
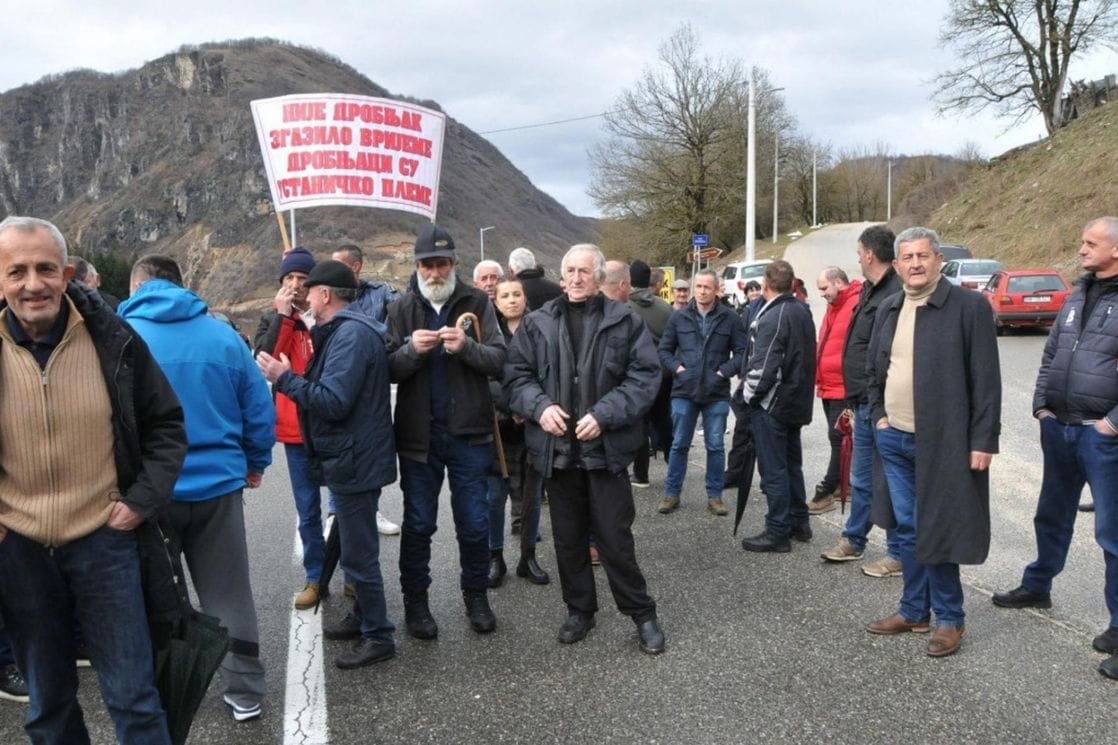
left=0, top=302, right=118, bottom=546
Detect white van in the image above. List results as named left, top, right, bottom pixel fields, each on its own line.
left=720, top=260, right=771, bottom=308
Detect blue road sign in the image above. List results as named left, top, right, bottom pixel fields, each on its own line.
left=692, top=233, right=709, bottom=247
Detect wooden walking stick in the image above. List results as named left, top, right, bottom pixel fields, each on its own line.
left=455, top=312, right=509, bottom=477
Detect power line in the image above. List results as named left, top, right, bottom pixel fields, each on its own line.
left=478, top=111, right=608, bottom=135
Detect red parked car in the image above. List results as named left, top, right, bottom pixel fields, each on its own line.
left=981, top=269, right=1071, bottom=333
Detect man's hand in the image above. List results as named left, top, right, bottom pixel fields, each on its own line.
left=1096, top=419, right=1118, bottom=436
left=970, top=451, right=994, bottom=471
left=438, top=326, right=467, bottom=354
left=876, top=417, right=889, bottom=430
left=675, top=365, right=686, bottom=374
left=539, top=404, right=570, bottom=436
left=246, top=472, right=263, bottom=489
left=107, top=501, right=143, bottom=531
left=274, top=285, right=295, bottom=316
left=256, top=351, right=291, bottom=383
left=411, top=329, right=441, bottom=354
left=575, top=413, right=601, bottom=441
left=1037, top=409, right=1054, bottom=420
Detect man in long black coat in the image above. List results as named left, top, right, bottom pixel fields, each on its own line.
left=865, top=227, right=1001, bottom=658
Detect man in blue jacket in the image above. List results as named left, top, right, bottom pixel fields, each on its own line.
left=657, top=269, right=748, bottom=515
left=740, top=260, right=817, bottom=553
left=119, top=254, right=275, bottom=721
left=258, top=260, right=398, bottom=669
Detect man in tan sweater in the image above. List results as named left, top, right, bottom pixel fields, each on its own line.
left=0, top=216, right=186, bottom=743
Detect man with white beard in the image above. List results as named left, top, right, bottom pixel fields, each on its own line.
left=385, top=224, right=507, bottom=639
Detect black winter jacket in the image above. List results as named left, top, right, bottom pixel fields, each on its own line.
left=741, top=293, right=816, bottom=426
left=386, top=279, right=506, bottom=457
left=842, top=267, right=902, bottom=406
left=659, top=301, right=747, bottom=403
left=1034, top=274, right=1118, bottom=427
left=503, top=294, right=660, bottom=476
left=277, top=308, right=397, bottom=494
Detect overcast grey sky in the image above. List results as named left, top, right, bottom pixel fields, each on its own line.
left=3, top=1, right=1116, bottom=216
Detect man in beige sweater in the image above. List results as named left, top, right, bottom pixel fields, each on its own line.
left=0, top=216, right=186, bottom=743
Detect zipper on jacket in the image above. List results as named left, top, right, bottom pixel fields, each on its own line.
left=1100, top=305, right=1114, bottom=329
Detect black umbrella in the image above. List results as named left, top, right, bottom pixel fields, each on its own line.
left=316, top=516, right=342, bottom=611
left=140, top=522, right=231, bottom=745
left=732, top=451, right=757, bottom=536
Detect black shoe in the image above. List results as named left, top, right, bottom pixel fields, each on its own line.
left=636, top=617, right=665, bottom=655
left=323, top=611, right=362, bottom=641
left=0, top=664, right=28, bottom=703
left=992, top=585, right=1052, bottom=609
left=403, top=591, right=439, bottom=640
left=742, top=530, right=791, bottom=553
left=335, top=638, right=395, bottom=670
left=1080, top=501, right=1096, bottom=512
left=791, top=524, right=813, bottom=543
left=516, top=557, right=550, bottom=585
left=814, top=482, right=835, bottom=500
left=487, top=551, right=507, bottom=589
left=1100, top=653, right=1118, bottom=680
left=558, top=613, right=596, bottom=644
left=1095, top=626, right=1118, bottom=655
left=464, top=589, right=496, bottom=633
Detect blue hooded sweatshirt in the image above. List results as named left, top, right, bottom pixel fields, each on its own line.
left=118, top=279, right=275, bottom=501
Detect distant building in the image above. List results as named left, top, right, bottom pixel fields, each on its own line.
left=1060, top=74, right=1117, bottom=125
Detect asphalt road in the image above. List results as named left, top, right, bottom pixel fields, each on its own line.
left=1, top=223, right=1111, bottom=744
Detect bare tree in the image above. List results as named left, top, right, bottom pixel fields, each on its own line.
left=934, top=0, right=1118, bottom=134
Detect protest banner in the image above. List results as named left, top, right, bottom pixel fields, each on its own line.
left=250, top=93, right=446, bottom=221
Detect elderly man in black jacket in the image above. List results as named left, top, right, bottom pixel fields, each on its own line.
left=865, top=227, right=1000, bottom=658
left=740, top=260, right=817, bottom=553
left=258, top=260, right=398, bottom=670
left=386, top=225, right=506, bottom=640
left=504, top=243, right=666, bottom=654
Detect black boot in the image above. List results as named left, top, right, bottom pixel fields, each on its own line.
left=403, top=591, right=438, bottom=640
left=516, top=549, right=550, bottom=585
left=487, top=549, right=507, bottom=589
left=463, top=589, right=497, bottom=633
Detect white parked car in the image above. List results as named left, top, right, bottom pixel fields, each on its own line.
left=941, top=258, right=1004, bottom=290
left=720, top=260, right=771, bottom=307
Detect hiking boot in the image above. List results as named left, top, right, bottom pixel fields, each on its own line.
left=0, top=664, right=28, bottom=703
left=294, top=582, right=320, bottom=610
left=927, top=624, right=965, bottom=657
left=335, top=638, right=395, bottom=670
left=323, top=612, right=362, bottom=641
left=558, top=613, right=595, bottom=644
left=403, top=591, right=438, bottom=640
left=707, top=498, right=728, bottom=516
left=464, top=589, right=497, bottom=633
left=821, top=538, right=864, bottom=562
left=862, top=556, right=903, bottom=578
left=808, top=493, right=836, bottom=515
left=657, top=497, right=680, bottom=514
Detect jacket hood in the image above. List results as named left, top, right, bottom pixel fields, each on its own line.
left=629, top=287, right=658, bottom=307
left=116, top=279, right=207, bottom=323
left=334, top=305, right=387, bottom=338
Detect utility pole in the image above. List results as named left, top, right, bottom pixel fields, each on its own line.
left=745, top=70, right=756, bottom=263
left=772, top=130, right=780, bottom=244
left=479, top=225, right=495, bottom=262
left=812, top=149, right=817, bottom=227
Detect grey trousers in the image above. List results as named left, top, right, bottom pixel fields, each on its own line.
left=164, top=490, right=265, bottom=707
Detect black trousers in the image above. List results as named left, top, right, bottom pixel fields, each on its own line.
left=819, top=399, right=845, bottom=492
left=545, top=468, right=656, bottom=622
left=632, top=375, right=673, bottom=482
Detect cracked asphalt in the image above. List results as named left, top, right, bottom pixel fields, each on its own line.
left=0, top=224, right=1112, bottom=743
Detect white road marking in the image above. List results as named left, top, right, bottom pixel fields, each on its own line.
left=284, top=521, right=329, bottom=744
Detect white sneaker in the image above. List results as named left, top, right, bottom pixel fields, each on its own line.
left=223, top=693, right=262, bottom=722
left=377, top=511, right=401, bottom=535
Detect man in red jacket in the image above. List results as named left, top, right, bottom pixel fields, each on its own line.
left=809, top=267, right=861, bottom=515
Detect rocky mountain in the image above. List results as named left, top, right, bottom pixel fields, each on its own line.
left=0, top=39, right=595, bottom=317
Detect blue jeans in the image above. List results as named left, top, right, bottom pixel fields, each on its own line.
left=876, top=427, right=965, bottom=627
left=750, top=408, right=808, bottom=539
left=285, top=443, right=325, bottom=583
left=399, top=424, right=493, bottom=593
left=1023, top=418, right=1118, bottom=626
left=335, top=489, right=395, bottom=644
left=0, top=526, right=170, bottom=744
left=665, top=398, right=730, bottom=499
left=842, top=403, right=901, bottom=557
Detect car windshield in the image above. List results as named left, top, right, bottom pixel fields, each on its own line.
left=723, top=267, right=737, bottom=280
left=1007, top=275, right=1066, bottom=293
left=741, top=265, right=767, bottom=279
left=962, top=261, right=1002, bottom=275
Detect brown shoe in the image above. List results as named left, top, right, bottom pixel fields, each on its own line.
left=808, top=493, right=836, bottom=515
left=707, top=498, right=728, bottom=516
left=927, top=624, right=965, bottom=657
left=866, top=612, right=931, bottom=635
left=657, top=497, right=680, bottom=514
left=294, top=582, right=320, bottom=610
